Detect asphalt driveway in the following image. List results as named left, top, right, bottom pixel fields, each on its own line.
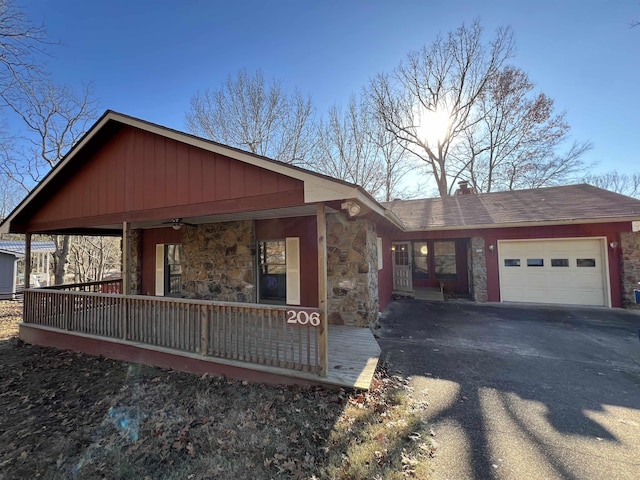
left=376, top=300, right=640, bottom=480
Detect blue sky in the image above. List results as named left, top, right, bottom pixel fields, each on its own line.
left=22, top=0, right=640, bottom=175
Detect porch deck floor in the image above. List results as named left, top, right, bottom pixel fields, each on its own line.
left=325, top=325, right=381, bottom=389
left=20, top=322, right=382, bottom=390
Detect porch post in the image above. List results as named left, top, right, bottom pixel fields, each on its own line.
left=121, top=221, right=130, bottom=340
left=24, top=233, right=32, bottom=289
left=122, top=221, right=131, bottom=295
left=316, top=203, right=328, bottom=376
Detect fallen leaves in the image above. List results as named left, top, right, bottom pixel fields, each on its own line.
left=0, top=304, right=436, bottom=479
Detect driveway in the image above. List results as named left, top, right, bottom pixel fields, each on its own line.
left=376, top=300, right=640, bottom=480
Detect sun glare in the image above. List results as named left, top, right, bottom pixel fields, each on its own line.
left=415, top=107, right=452, bottom=147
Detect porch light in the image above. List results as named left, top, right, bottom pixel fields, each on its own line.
left=609, top=241, right=618, bottom=250
left=341, top=201, right=361, bottom=218
left=488, top=244, right=495, bottom=253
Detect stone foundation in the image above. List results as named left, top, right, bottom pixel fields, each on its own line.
left=620, top=231, right=640, bottom=309
left=181, top=221, right=256, bottom=303
left=326, top=213, right=378, bottom=327
left=470, top=236, right=488, bottom=302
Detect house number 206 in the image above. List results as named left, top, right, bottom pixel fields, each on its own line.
left=287, top=310, right=321, bottom=327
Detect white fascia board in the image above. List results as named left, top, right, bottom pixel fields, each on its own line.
left=303, top=179, right=359, bottom=203
left=0, top=248, right=21, bottom=257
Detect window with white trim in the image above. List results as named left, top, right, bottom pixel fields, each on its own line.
left=257, top=237, right=300, bottom=305
left=155, top=244, right=183, bottom=297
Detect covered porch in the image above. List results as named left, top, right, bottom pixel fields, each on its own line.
left=0, top=111, right=397, bottom=390
left=20, top=285, right=380, bottom=389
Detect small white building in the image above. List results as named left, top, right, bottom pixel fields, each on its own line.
left=0, top=240, right=55, bottom=299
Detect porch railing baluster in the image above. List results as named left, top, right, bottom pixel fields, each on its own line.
left=21, top=288, right=324, bottom=374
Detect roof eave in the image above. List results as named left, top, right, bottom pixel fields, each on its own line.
left=404, top=216, right=640, bottom=232
left=0, top=110, right=398, bottom=233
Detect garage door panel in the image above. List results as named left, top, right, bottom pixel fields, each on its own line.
left=498, top=238, right=607, bottom=307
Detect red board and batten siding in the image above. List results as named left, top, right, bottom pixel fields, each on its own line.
left=255, top=217, right=319, bottom=308
left=377, top=231, right=395, bottom=312
left=392, top=222, right=629, bottom=308
left=25, top=126, right=305, bottom=231
left=140, top=228, right=183, bottom=296
left=480, top=223, right=628, bottom=307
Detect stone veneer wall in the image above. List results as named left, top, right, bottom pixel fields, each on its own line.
left=181, top=221, right=256, bottom=303
left=470, top=236, right=488, bottom=302
left=620, top=231, right=640, bottom=309
left=128, top=229, right=142, bottom=295
left=326, top=213, right=378, bottom=327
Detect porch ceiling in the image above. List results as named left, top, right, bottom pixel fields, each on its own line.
left=47, top=204, right=339, bottom=235
left=130, top=204, right=339, bottom=231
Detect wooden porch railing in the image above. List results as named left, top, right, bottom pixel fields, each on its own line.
left=23, top=289, right=326, bottom=375
left=44, top=278, right=123, bottom=293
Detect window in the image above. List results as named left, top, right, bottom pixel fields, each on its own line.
left=551, top=259, right=569, bottom=267
left=412, top=242, right=429, bottom=279
left=166, top=245, right=182, bottom=295
left=258, top=240, right=287, bottom=302
left=527, top=258, right=544, bottom=267
left=155, top=244, right=182, bottom=297
left=393, top=244, right=409, bottom=266
left=257, top=238, right=300, bottom=305
left=577, top=258, right=596, bottom=267
left=504, top=259, right=521, bottom=267
left=434, top=241, right=457, bottom=280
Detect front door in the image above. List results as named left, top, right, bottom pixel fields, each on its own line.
left=392, top=242, right=412, bottom=291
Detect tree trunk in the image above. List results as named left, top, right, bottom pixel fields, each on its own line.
left=53, top=235, right=70, bottom=285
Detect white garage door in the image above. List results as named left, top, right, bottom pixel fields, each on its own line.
left=498, top=238, right=609, bottom=306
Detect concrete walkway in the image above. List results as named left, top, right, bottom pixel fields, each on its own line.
left=376, top=300, right=640, bottom=480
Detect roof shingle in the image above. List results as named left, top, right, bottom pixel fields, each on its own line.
left=384, top=184, right=640, bottom=231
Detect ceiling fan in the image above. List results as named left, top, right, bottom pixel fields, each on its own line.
left=161, top=218, right=196, bottom=230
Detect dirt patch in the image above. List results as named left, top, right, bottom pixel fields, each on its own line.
left=0, top=300, right=21, bottom=340
left=0, top=302, right=434, bottom=479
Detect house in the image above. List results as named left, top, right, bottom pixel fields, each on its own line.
left=0, top=110, right=395, bottom=389
left=381, top=183, right=640, bottom=309
left=1, top=110, right=639, bottom=388
left=0, top=240, right=55, bottom=299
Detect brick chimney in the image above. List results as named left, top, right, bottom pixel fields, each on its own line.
left=455, top=180, right=475, bottom=195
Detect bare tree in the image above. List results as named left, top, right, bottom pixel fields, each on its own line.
left=68, top=236, right=121, bottom=283
left=2, top=79, right=99, bottom=284
left=2, top=80, right=98, bottom=187
left=314, top=96, right=388, bottom=197
left=584, top=171, right=640, bottom=198
left=186, top=69, right=316, bottom=166
left=363, top=97, right=414, bottom=201
left=0, top=0, right=48, bottom=191
left=456, top=66, right=591, bottom=192
left=0, top=0, right=48, bottom=94
left=369, top=21, right=515, bottom=196
left=0, top=1, right=107, bottom=286
left=0, top=172, right=20, bottom=219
